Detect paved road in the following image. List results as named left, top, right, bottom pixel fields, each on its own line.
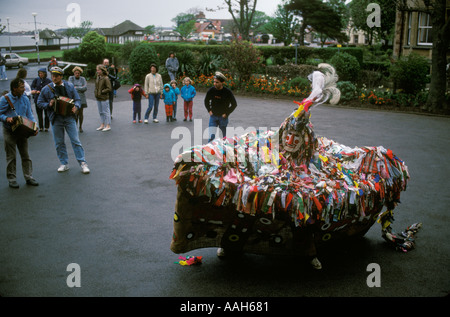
left=0, top=64, right=449, bottom=299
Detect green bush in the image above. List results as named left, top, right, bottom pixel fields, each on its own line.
left=336, top=81, right=357, bottom=103
left=389, top=53, right=429, bottom=94
left=128, top=43, right=160, bottom=83
left=329, top=52, right=361, bottom=82
left=79, top=31, right=106, bottom=66
left=176, top=50, right=198, bottom=78
left=265, top=64, right=317, bottom=80
left=289, top=76, right=310, bottom=90
left=197, top=52, right=223, bottom=76
left=223, top=40, right=262, bottom=85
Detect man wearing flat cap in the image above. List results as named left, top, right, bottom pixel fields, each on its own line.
left=204, top=72, right=237, bottom=142
left=38, top=66, right=90, bottom=174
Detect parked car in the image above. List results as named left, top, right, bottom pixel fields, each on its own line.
left=1, top=53, right=29, bottom=68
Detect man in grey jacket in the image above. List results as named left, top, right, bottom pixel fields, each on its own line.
left=165, top=52, right=179, bottom=81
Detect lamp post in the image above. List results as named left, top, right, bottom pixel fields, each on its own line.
left=32, top=12, right=40, bottom=64
left=6, top=17, right=12, bottom=53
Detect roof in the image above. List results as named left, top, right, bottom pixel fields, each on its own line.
left=101, top=20, right=144, bottom=36
left=39, top=28, right=62, bottom=39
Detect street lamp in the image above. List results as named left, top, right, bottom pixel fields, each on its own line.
left=6, top=17, right=12, bottom=53
left=32, top=12, right=40, bottom=64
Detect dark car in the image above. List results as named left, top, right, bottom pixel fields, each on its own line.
left=1, top=53, right=29, bottom=68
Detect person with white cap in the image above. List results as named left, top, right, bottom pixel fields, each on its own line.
left=37, top=66, right=90, bottom=174
left=204, top=72, right=237, bottom=142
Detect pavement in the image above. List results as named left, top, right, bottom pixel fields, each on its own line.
left=0, top=64, right=449, bottom=300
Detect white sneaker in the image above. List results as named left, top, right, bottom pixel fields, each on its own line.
left=57, top=165, right=69, bottom=173
left=153, top=119, right=159, bottom=123
left=310, top=257, right=322, bottom=270
left=144, top=119, right=148, bottom=124
left=216, top=248, right=226, bottom=258
left=80, top=162, right=90, bottom=174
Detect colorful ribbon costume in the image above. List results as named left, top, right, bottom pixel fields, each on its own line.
left=169, top=64, right=420, bottom=257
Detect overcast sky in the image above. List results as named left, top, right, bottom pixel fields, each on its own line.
left=1, top=0, right=282, bottom=33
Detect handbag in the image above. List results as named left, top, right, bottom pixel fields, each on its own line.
left=4, top=96, right=38, bottom=138
left=113, top=79, right=121, bottom=90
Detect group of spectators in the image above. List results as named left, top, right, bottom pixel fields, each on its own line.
left=0, top=52, right=238, bottom=188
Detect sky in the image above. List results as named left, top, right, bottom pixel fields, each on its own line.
left=1, top=0, right=283, bottom=33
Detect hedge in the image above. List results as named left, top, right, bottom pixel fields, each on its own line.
left=99, top=42, right=364, bottom=67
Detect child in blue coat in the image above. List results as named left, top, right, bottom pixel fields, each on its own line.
left=162, top=84, right=176, bottom=122
left=181, top=77, right=196, bottom=122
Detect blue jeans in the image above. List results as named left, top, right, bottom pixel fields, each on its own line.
left=51, top=115, right=86, bottom=165
left=0, top=65, right=7, bottom=80
left=145, top=94, right=160, bottom=120
left=97, top=100, right=111, bottom=125
left=208, top=114, right=228, bottom=141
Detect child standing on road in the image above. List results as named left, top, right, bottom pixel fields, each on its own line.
left=128, top=84, right=147, bottom=123
left=162, top=83, right=176, bottom=122
left=170, top=80, right=180, bottom=121
left=181, top=77, right=196, bottom=122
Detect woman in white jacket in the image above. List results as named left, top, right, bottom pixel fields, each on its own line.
left=143, top=64, right=163, bottom=123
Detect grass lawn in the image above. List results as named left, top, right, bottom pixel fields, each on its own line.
left=20, top=50, right=64, bottom=60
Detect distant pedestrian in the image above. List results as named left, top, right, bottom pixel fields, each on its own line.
left=0, top=54, right=7, bottom=81
left=103, top=58, right=117, bottom=118
left=165, top=52, right=179, bottom=81
left=47, top=56, right=58, bottom=71
left=30, top=68, right=51, bottom=132
left=162, top=83, right=176, bottom=122
left=143, top=63, right=163, bottom=123
left=181, top=77, right=196, bottom=122
left=204, top=72, right=237, bottom=142
left=16, top=68, right=31, bottom=102
left=128, top=84, right=147, bottom=123
left=94, top=64, right=112, bottom=132
left=68, top=66, right=88, bottom=133
left=170, top=79, right=180, bottom=121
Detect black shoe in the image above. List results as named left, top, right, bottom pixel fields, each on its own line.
left=183, top=118, right=187, bottom=121
left=172, top=117, right=177, bottom=121
left=9, top=181, right=19, bottom=188
left=189, top=119, right=192, bottom=122
left=26, top=178, right=39, bottom=186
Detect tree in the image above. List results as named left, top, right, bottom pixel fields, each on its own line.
left=0, top=19, right=7, bottom=34
left=62, top=21, right=93, bottom=46
left=172, top=13, right=197, bottom=40
left=223, top=40, right=262, bottom=85
left=249, top=10, right=271, bottom=34
left=349, top=0, right=396, bottom=47
left=264, top=5, right=300, bottom=46
left=223, top=0, right=259, bottom=41
left=285, top=0, right=348, bottom=45
left=172, top=13, right=196, bottom=28
left=128, top=43, right=159, bottom=83
left=144, top=25, right=155, bottom=35
left=79, top=31, right=106, bottom=65
left=175, top=20, right=196, bottom=41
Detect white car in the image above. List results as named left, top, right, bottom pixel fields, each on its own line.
left=1, top=53, right=29, bottom=68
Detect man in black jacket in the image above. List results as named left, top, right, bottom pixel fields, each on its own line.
left=204, top=72, right=237, bottom=142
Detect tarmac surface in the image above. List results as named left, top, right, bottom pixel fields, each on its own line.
left=0, top=64, right=449, bottom=299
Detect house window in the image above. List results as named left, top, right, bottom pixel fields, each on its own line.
left=407, top=12, right=412, bottom=45
left=417, top=12, right=432, bottom=45
left=353, top=35, right=358, bottom=44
